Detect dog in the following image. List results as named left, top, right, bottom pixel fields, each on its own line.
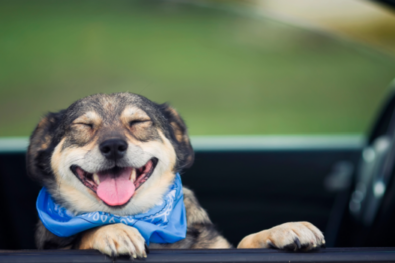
left=27, top=92, right=325, bottom=258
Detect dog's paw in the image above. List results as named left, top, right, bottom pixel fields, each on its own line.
left=238, top=221, right=325, bottom=251
left=79, top=223, right=147, bottom=258
left=264, top=222, right=325, bottom=251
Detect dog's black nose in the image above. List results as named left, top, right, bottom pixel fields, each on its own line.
left=99, top=139, right=128, bottom=160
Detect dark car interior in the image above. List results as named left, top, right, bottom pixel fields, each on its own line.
left=336, top=85, right=395, bottom=248
left=0, top=0, right=395, bottom=262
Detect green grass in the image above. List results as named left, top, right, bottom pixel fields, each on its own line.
left=1, top=0, right=394, bottom=136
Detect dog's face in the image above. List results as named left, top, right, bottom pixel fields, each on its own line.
left=27, top=93, right=194, bottom=215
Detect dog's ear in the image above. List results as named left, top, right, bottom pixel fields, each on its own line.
left=27, top=110, right=65, bottom=183
left=159, top=104, right=194, bottom=171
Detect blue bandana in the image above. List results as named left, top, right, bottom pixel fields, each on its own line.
left=36, top=173, right=186, bottom=245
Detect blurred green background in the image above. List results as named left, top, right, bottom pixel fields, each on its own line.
left=1, top=0, right=395, bottom=137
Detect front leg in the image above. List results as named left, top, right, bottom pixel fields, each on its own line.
left=79, top=223, right=148, bottom=259
left=36, top=220, right=77, bottom=249
left=237, top=222, right=325, bottom=251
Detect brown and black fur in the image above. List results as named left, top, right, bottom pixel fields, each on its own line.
left=27, top=92, right=324, bottom=257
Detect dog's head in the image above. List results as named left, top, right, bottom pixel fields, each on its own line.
left=27, top=93, right=194, bottom=215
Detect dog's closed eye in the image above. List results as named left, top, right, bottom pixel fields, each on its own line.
left=74, top=123, right=94, bottom=129
left=129, top=120, right=150, bottom=127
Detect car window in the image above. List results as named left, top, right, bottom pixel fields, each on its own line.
left=1, top=0, right=394, bottom=136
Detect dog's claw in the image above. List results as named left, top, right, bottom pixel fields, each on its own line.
left=145, top=243, right=150, bottom=254
left=294, top=237, right=301, bottom=250
left=267, top=240, right=277, bottom=249
left=111, top=252, right=116, bottom=263
left=321, top=240, right=326, bottom=248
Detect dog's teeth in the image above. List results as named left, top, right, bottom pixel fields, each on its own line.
left=130, top=168, right=136, bottom=182
left=93, top=174, right=100, bottom=185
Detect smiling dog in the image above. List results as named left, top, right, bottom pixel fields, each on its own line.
left=27, top=93, right=325, bottom=257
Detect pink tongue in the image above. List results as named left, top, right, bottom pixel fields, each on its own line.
left=97, top=168, right=135, bottom=206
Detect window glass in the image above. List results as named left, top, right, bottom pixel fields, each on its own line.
left=1, top=0, right=394, bottom=136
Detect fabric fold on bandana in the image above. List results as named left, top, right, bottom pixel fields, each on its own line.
left=36, top=173, right=186, bottom=245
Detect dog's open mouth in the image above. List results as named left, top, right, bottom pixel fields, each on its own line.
left=70, top=158, right=158, bottom=207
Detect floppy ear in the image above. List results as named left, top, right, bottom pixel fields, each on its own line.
left=159, top=104, right=194, bottom=172
left=26, top=111, right=65, bottom=184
